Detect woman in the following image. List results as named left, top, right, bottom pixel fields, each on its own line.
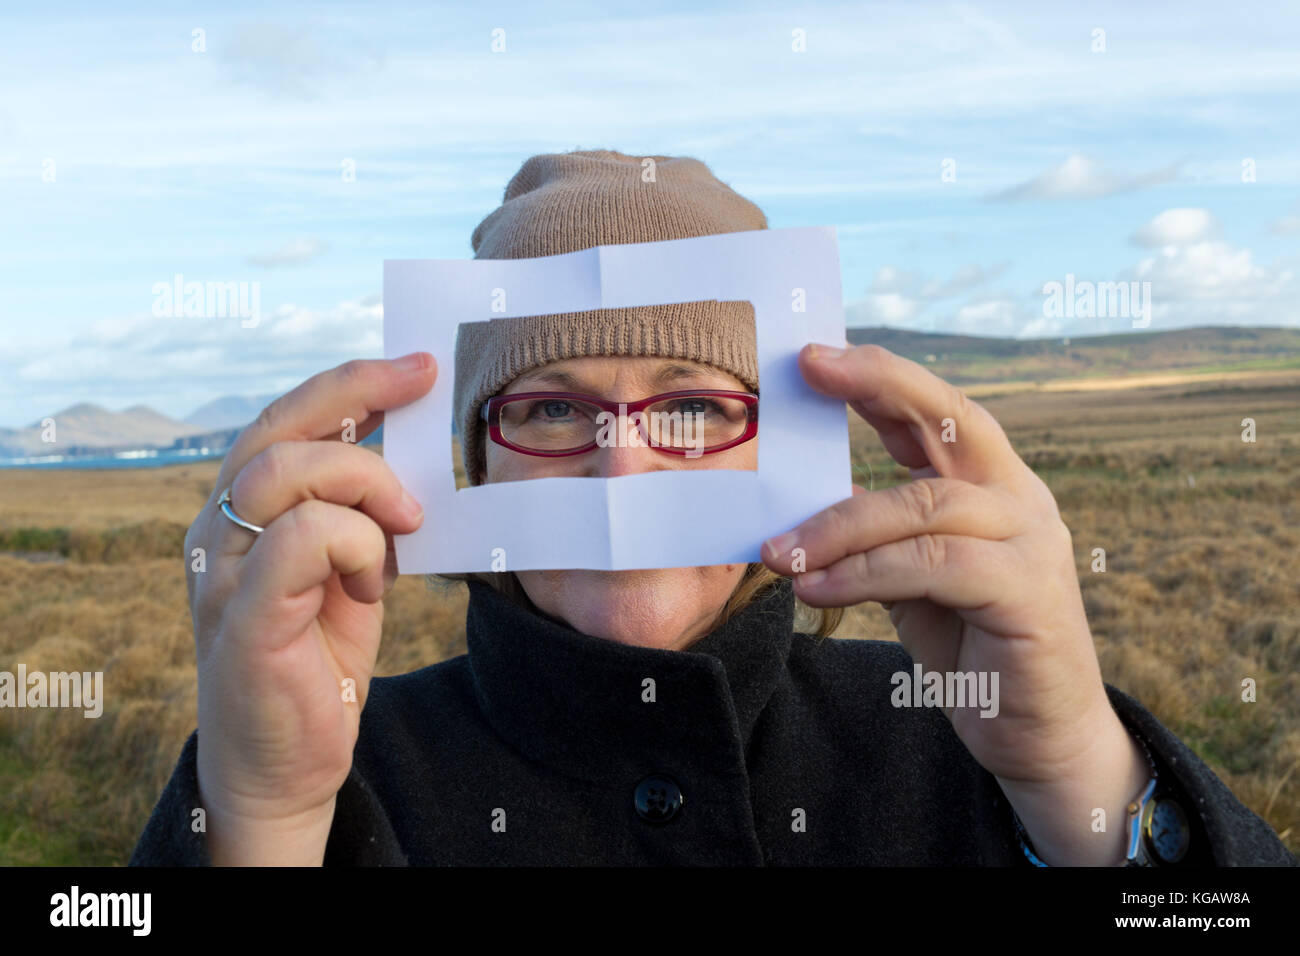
left=130, top=150, right=1294, bottom=866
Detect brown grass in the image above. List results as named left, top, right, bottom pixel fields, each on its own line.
left=1, top=371, right=1297, bottom=862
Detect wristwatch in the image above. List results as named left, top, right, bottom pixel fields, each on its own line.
left=1013, top=731, right=1191, bottom=867
left=1125, top=774, right=1192, bottom=866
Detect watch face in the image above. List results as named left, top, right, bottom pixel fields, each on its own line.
left=1145, top=798, right=1191, bottom=863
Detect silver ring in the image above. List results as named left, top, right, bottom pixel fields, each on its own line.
left=218, top=486, right=264, bottom=535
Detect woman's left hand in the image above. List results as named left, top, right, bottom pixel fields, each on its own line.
left=760, top=342, right=1149, bottom=865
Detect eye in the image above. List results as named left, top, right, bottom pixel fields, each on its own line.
left=675, top=398, right=717, bottom=416
left=538, top=400, right=572, bottom=419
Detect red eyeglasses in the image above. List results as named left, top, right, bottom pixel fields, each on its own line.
left=481, top=389, right=759, bottom=458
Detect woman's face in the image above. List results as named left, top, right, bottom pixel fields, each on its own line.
left=484, top=355, right=758, bottom=650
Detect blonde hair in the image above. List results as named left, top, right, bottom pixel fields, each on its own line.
left=429, top=563, right=843, bottom=640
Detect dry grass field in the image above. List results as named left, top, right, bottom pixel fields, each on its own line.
left=1, top=368, right=1297, bottom=864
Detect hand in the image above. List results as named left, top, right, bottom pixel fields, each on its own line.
left=761, top=343, right=1148, bottom=865
left=187, top=353, right=436, bottom=864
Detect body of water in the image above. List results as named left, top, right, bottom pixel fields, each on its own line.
left=0, top=447, right=229, bottom=470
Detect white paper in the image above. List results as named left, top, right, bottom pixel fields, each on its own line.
left=383, top=225, right=850, bottom=572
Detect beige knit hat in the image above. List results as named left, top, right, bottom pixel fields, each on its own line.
left=455, top=148, right=766, bottom=486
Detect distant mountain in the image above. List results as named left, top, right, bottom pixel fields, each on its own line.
left=845, top=325, right=1300, bottom=385
left=183, top=391, right=384, bottom=444
left=0, top=393, right=384, bottom=461
left=184, top=393, right=280, bottom=430
left=0, top=403, right=211, bottom=458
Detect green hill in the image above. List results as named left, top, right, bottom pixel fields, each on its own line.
left=845, top=325, right=1300, bottom=385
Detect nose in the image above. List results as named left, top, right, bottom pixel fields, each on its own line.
left=589, top=441, right=665, bottom=479
left=584, top=417, right=668, bottom=478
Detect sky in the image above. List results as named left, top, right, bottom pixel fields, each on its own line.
left=2, top=0, right=1298, bottom=428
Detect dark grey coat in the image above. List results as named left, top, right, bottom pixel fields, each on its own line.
left=129, top=578, right=1296, bottom=866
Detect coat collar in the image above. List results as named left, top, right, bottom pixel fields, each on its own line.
left=465, top=576, right=796, bottom=785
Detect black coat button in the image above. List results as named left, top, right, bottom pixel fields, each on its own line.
left=634, top=774, right=683, bottom=823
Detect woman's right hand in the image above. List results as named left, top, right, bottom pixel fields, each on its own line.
left=185, top=353, right=437, bottom=864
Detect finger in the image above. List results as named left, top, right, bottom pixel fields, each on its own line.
left=232, top=500, right=389, bottom=650
left=284, top=401, right=388, bottom=446
left=219, top=440, right=423, bottom=556
left=791, top=533, right=1021, bottom=613
left=885, top=598, right=965, bottom=677
left=213, top=353, right=436, bottom=501
left=761, top=478, right=1015, bottom=575
left=799, top=343, right=1022, bottom=486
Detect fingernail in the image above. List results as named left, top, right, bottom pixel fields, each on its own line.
left=395, top=352, right=429, bottom=371
left=808, top=344, right=845, bottom=360
left=400, top=488, right=423, bottom=519
left=764, top=531, right=798, bottom=561
left=799, top=569, right=827, bottom=587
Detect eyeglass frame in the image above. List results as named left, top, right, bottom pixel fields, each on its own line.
left=480, top=388, right=759, bottom=458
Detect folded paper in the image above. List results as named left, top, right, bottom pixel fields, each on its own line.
left=383, top=225, right=850, bottom=572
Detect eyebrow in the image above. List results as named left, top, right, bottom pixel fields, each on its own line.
left=511, top=363, right=726, bottom=393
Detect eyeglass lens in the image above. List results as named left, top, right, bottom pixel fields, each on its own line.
left=497, top=394, right=753, bottom=452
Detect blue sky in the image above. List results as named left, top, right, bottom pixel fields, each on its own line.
left=2, top=0, right=1298, bottom=427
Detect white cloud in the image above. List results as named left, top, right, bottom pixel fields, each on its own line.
left=1017, top=239, right=1299, bottom=335
left=1018, top=315, right=1067, bottom=338
left=848, top=262, right=1011, bottom=327
left=1004, top=241, right=1297, bottom=333
left=3, top=295, right=384, bottom=417
left=850, top=293, right=922, bottom=325
left=991, top=154, right=1180, bottom=201
left=858, top=292, right=1040, bottom=338
left=246, top=237, right=329, bottom=267
left=867, top=266, right=919, bottom=296
left=875, top=237, right=1300, bottom=339
left=935, top=262, right=1011, bottom=296
left=865, top=262, right=1008, bottom=298
left=219, top=23, right=385, bottom=98
left=1131, top=208, right=1218, bottom=246
left=951, top=298, right=1025, bottom=336
left=1270, top=203, right=1300, bottom=235
left=1132, top=240, right=1294, bottom=303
